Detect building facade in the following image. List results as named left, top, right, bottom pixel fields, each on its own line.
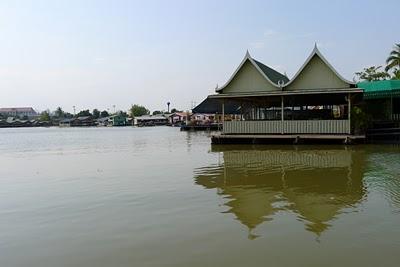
left=208, top=45, right=363, bottom=143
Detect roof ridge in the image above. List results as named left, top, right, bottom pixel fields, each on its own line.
left=252, top=59, right=289, bottom=83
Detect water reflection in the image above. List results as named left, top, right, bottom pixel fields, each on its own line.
left=194, top=146, right=366, bottom=238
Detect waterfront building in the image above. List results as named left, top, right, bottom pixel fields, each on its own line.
left=59, top=116, right=95, bottom=127
left=109, top=113, right=128, bottom=126
left=168, top=112, right=191, bottom=126
left=208, top=45, right=363, bottom=144
left=134, top=114, right=169, bottom=126
left=358, top=80, right=400, bottom=121
left=0, top=107, right=37, bottom=118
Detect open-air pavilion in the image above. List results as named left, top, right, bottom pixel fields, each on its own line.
left=208, top=45, right=364, bottom=144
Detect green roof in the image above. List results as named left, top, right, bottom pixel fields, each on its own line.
left=358, top=80, right=400, bottom=99
left=253, top=59, right=289, bottom=84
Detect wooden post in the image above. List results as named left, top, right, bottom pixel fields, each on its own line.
left=348, top=93, right=351, bottom=135
left=281, top=95, right=284, bottom=134
left=391, top=95, right=393, bottom=120
left=222, top=100, right=225, bottom=133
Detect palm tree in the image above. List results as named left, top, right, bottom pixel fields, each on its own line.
left=385, top=43, right=400, bottom=72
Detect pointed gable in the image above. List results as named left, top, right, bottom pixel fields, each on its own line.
left=221, top=59, right=279, bottom=94
left=217, top=51, right=288, bottom=94
left=285, top=46, right=354, bottom=91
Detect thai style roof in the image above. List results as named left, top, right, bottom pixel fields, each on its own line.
left=284, top=44, right=355, bottom=87
left=216, top=51, right=289, bottom=92
left=215, top=45, right=356, bottom=95
left=252, top=59, right=289, bottom=84
left=358, top=80, right=400, bottom=99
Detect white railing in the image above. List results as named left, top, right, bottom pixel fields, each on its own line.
left=223, top=120, right=350, bottom=134
left=391, top=114, right=400, bottom=121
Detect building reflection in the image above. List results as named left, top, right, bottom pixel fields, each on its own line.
left=194, top=146, right=366, bottom=238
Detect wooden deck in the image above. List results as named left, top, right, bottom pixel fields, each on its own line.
left=211, top=133, right=366, bottom=145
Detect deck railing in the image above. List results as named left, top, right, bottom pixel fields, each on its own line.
left=391, top=114, right=400, bottom=121
left=223, top=120, right=350, bottom=134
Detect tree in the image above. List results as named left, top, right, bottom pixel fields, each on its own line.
left=64, top=112, right=74, bottom=119
left=100, top=110, right=109, bottom=118
left=152, top=110, right=162, bottom=115
left=118, top=111, right=128, bottom=117
left=130, top=104, right=150, bottom=117
left=355, top=66, right=390, bottom=81
left=170, top=108, right=181, bottom=113
left=40, top=110, right=51, bottom=121
left=385, top=43, right=400, bottom=73
left=92, top=109, right=100, bottom=119
left=76, top=109, right=92, bottom=117
left=55, top=107, right=64, bottom=118
left=392, top=69, right=400, bottom=80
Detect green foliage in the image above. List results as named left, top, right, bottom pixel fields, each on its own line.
left=170, top=108, right=181, bottom=113
left=351, top=106, right=370, bottom=133
left=118, top=111, right=128, bottom=117
left=385, top=43, right=400, bottom=72
left=355, top=66, right=390, bottom=81
left=64, top=112, right=74, bottom=119
left=92, top=109, right=100, bottom=119
left=152, top=110, right=162, bottom=115
left=55, top=107, right=64, bottom=118
left=130, top=104, right=150, bottom=117
left=75, top=109, right=92, bottom=117
left=392, top=69, right=400, bottom=80
left=39, top=110, right=51, bottom=121
left=100, top=110, right=109, bottom=118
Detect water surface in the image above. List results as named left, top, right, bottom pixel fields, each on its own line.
left=0, top=127, right=399, bottom=266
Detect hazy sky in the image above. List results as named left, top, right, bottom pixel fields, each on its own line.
left=0, top=0, right=398, bottom=113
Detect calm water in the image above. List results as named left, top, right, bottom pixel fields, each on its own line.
left=0, top=127, right=399, bottom=267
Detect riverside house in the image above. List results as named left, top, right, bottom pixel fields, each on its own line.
left=209, top=45, right=364, bottom=144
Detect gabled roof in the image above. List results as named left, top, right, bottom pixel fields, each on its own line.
left=216, top=51, right=288, bottom=92
left=284, top=44, right=355, bottom=87
left=253, top=59, right=289, bottom=84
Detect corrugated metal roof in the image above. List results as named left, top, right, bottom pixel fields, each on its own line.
left=358, top=80, right=400, bottom=99
left=192, top=98, right=241, bottom=114
left=253, top=59, right=289, bottom=84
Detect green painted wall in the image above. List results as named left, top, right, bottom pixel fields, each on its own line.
left=285, top=55, right=350, bottom=90
left=221, top=60, right=278, bottom=94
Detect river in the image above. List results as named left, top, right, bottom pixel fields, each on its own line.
left=0, top=127, right=399, bottom=266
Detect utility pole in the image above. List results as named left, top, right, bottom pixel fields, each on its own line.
left=73, top=105, right=76, bottom=116
left=167, top=102, right=170, bottom=113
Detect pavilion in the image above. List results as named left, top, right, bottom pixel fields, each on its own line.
left=208, top=45, right=364, bottom=144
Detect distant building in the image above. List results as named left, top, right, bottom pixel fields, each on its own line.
left=59, top=117, right=95, bottom=127
left=134, top=114, right=168, bottom=126
left=110, top=113, right=128, bottom=126
left=0, top=107, right=37, bottom=118
left=168, top=112, right=191, bottom=125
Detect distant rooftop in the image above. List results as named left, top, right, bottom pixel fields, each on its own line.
left=0, top=107, right=36, bottom=113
